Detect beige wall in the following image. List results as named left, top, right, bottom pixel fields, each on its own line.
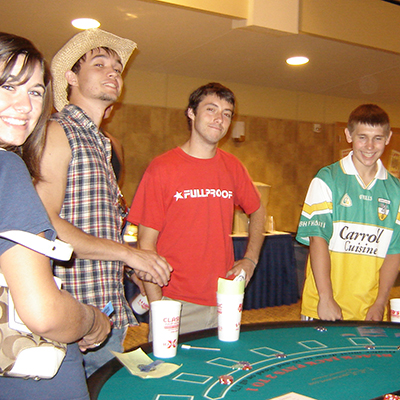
left=103, top=70, right=400, bottom=233
left=107, top=71, right=374, bottom=233
left=104, top=102, right=335, bottom=233
left=120, top=69, right=400, bottom=125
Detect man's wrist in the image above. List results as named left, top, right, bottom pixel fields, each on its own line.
left=84, top=306, right=96, bottom=337
left=373, top=296, right=387, bottom=307
left=125, top=268, right=135, bottom=279
left=243, top=256, right=257, bottom=268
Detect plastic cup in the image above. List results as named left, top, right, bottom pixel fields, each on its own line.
left=217, top=292, right=244, bottom=342
left=131, top=293, right=150, bottom=315
left=151, top=300, right=182, bottom=358
left=267, top=215, right=275, bottom=232
left=390, top=298, right=400, bottom=322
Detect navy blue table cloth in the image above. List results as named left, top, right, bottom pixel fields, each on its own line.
left=233, top=233, right=299, bottom=310
left=126, top=233, right=299, bottom=319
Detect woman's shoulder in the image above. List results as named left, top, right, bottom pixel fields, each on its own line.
left=0, top=149, right=27, bottom=166
left=0, top=150, right=31, bottom=183
left=0, top=150, right=26, bottom=169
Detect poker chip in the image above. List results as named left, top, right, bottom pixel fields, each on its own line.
left=275, top=353, right=287, bottom=359
left=231, top=361, right=252, bottom=370
left=383, top=394, right=400, bottom=400
left=365, top=345, right=376, bottom=350
left=219, top=375, right=234, bottom=385
left=315, top=326, right=327, bottom=332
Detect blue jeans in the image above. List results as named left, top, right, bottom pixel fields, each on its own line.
left=83, top=326, right=127, bottom=378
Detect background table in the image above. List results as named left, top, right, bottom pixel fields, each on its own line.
left=89, top=320, right=400, bottom=400
left=232, top=232, right=299, bottom=310
left=125, top=232, right=300, bottom=322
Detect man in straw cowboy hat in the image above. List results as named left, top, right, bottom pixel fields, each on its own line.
left=36, top=29, right=172, bottom=377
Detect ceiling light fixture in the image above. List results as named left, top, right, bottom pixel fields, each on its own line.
left=71, top=18, right=100, bottom=30
left=125, top=13, right=138, bottom=19
left=286, top=56, right=309, bottom=66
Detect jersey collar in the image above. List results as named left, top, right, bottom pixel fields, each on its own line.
left=341, top=151, right=387, bottom=180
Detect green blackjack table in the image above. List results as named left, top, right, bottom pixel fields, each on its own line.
left=88, top=321, right=400, bottom=400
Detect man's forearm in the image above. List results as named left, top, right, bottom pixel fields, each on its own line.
left=375, top=253, right=400, bottom=305
left=245, top=204, right=265, bottom=263
left=50, top=213, right=130, bottom=261
left=309, top=236, right=334, bottom=299
left=143, top=281, right=163, bottom=303
left=51, top=216, right=171, bottom=287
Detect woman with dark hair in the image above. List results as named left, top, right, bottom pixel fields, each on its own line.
left=0, top=33, right=111, bottom=399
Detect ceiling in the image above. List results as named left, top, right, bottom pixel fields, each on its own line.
left=3, top=0, right=400, bottom=105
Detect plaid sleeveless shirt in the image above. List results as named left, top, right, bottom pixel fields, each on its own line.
left=51, top=105, right=135, bottom=328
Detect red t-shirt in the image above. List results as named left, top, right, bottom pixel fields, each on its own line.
left=128, top=147, right=260, bottom=306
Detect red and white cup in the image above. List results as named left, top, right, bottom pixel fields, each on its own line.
left=151, top=300, right=182, bottom=358
left=131, top=293, right=150, bottom=315
left=390, top=298, right=400, bottom=323
left=217, top=292, right=244, bottom=342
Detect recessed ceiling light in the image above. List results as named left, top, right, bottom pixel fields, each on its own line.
left=72, top=18, right=100, bottom=30
left=286, top=56, right=309, bottom=66
left=125, top=13, right=138, bottom=19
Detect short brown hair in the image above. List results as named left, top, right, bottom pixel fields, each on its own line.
left=347, top=104, right=391, bottom=135
left=185, top=82, right=235, bottom=130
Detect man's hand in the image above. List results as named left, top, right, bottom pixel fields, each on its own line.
left=317, top=297, right=343, bottom=321
left=126, top=247, right=172, bottom=287
left=78, top=306, right=112, bottom=352
left=365, top=301, right=385, bottom=321
left=226, top=258, right=257, bottom=286
left=366, top=253, right=400, bottom=321
left=126, top=268, right=146, bottom=295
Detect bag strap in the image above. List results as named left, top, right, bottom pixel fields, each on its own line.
left=0, top=149, right=73, bottom=261
left=0, top=230, right=73, bottom=261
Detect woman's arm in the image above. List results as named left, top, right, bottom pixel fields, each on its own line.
left=1, top=242, right=111, bottom=347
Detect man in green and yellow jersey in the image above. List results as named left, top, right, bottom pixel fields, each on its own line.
left=297, top=104, right=400, bottom=321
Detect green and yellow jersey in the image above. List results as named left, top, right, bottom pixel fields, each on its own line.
left=297, top=152, right=400, bottom=320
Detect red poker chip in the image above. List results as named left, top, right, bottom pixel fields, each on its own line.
left=384, top=395, right=400, bottom=400
left=231, top=361, right=252, bottom=370
left=219, top=375, right=234, bottom=385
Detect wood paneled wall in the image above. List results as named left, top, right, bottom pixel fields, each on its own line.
left=103, top=103, right=335, bottom=233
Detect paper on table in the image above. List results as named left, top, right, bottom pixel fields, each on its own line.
left=111, top=348, right=181, bottom=379
left=217, top=270, right=245, bottom=295
left=270, top=393, right=317, bottom=400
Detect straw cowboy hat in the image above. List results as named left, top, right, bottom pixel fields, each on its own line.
left=51, top=28, right=137, bottom=111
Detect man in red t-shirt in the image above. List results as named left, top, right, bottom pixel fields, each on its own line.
left=128, top=82, right=265, bottom=335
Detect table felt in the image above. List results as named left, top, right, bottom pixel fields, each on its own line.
left=91, top=322, right=400, bottom=400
